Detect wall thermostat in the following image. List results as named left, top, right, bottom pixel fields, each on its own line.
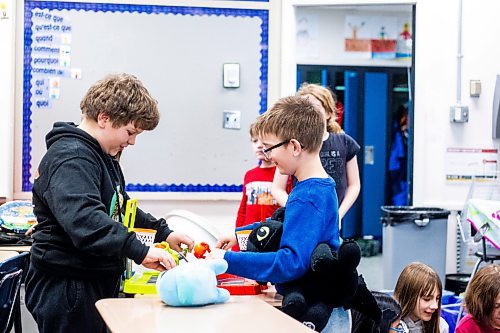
left=223, top=63, right=240, bottom=88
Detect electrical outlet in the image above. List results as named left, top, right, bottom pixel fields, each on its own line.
left=222, top=111, right=241, bottom=130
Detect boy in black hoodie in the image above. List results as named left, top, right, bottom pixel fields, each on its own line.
left=25, top=73, right=194, bottom=333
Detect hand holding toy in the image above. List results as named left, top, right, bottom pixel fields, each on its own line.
left=155, top=241, right=189, bottom=265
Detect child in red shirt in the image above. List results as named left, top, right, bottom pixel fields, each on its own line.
left=235, top=122, right=286, bottom=230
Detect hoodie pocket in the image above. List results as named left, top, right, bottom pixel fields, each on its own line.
left=64, top=278, right=82, bottom=312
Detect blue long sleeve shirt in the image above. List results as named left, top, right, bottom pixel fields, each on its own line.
left=224, top=177, right=340, bottom=285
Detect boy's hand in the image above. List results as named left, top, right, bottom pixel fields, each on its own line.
left=207, top=247, right=226, bottom=260
left=166, top=232, right=194, bottom=252
left=142, top=247, right=176, bottom=271
left=216, top=235, right=237, bottom=250
left=24, top=221, right=38, bottom=236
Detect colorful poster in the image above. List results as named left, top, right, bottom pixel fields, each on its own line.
left=344, top=15, right=410, bottom=60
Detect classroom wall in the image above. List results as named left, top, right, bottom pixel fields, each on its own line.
left=412, top=0, right=500, bottom=208
left=3, top=0, right=500, bottom=260
left=414, top=0, right=500, bottom=273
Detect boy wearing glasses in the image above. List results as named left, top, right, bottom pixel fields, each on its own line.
left=213, top=96, right=347, bottom=332
left=24, top=73, right=194, bottom=333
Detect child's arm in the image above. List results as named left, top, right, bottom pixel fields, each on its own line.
left=224, top=198, right=338, bottom=284
left=338, top=156, right=361, bottom=219
left=216, top=222, right=263, bottom=250
left=271, top=169, right=289, bottom=207
left=133, top=208, right=194, bottom=251
left=165, top=232, right=194, bottom=252
left=216, top=235, right=237, bottom=250
left=134, top=208, right=172, bottom=239
left=142, top=247, right=177, bottom=271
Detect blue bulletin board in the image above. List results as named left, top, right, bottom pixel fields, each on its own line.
left=22, top=1, right=269, bottom=192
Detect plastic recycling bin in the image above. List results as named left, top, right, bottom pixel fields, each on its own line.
left=381, top=206, right=450, bottom=289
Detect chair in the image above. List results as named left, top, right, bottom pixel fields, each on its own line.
left=0, top=251, right=29, bottom=333
left=470, top=235, right=500, bottom=276
left=164, top=210, right=221, bottom=247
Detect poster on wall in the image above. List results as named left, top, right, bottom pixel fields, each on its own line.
left=30, top=8, right=77, bottom=110
left=445, top=147, right=498, bottom=182
left=296, top=14, right=319, bottom=59
left=344, top=15, right=411, bottom=60
left=396, top=19, right=412, bottom=59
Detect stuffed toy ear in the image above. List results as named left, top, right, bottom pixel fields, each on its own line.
left=338, top=240, right=361, bottom=271
left=204, top=258, right=229, bottom=276
left=271, top=207, right=286, bottom=222
left=246, top=220, right=283, bottom=252
left=310, top=243, right=336, bottom=273
left=156, top=259, right=230, bottom=307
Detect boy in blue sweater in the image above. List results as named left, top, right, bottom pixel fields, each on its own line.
left=213, top=96, right=347, bottom=332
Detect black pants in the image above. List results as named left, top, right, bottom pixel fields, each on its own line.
left=25, top=265, right=121, bottom=333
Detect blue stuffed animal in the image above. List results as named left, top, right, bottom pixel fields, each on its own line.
left=156, top=259, right=230, bottom=306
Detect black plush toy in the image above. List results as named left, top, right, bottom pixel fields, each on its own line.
left=244, top=208, right=381, bottom=332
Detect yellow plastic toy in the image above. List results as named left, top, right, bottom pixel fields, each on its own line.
left=122, top=199, right=189, bottom=295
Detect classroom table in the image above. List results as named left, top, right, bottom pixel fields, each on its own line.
left=0, top=250, right=20, bottom=262
left=0, top=245, right=31, bottom=252
left=96, top=295, right=314, bottom=333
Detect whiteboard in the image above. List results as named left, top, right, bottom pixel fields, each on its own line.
left=21, top=1, right=269, bottom=192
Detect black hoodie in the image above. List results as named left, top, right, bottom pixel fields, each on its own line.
left=31, top=122, right=172, bottom=278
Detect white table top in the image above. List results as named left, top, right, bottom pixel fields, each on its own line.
left=96, top=295, right=313, bottom=333
left=0, top=250, right=20, bottom=262
left=0, top=245, right=31, bottom=253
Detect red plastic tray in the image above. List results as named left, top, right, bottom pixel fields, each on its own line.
left=216, top=273, right=265, bottom=295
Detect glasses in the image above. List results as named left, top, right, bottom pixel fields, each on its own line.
left=261, top=140, right=289, bottom=159
left=390, top=321, right=409, bottom=333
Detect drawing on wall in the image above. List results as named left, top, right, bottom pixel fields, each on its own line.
left=296, top=14, right=319, bottom=59
left=22, top=1, right=269, bottom=193
left=396, top=20, right=412, bottom=59
left=344, top=15, right=408, bottom=60
left=344, top=16, right=369, bottom=54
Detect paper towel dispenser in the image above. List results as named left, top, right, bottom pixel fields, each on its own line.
left=493, top=75, right=500, bottom=138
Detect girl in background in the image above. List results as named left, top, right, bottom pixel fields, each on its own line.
left=455, top=264, right=500, bottom=333
left=271, top=83, right=361, bottom=231
left=393, top=262, right=449, bottom=333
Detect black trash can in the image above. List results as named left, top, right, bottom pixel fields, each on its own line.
left=381, top=206, right=450, bottom=289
